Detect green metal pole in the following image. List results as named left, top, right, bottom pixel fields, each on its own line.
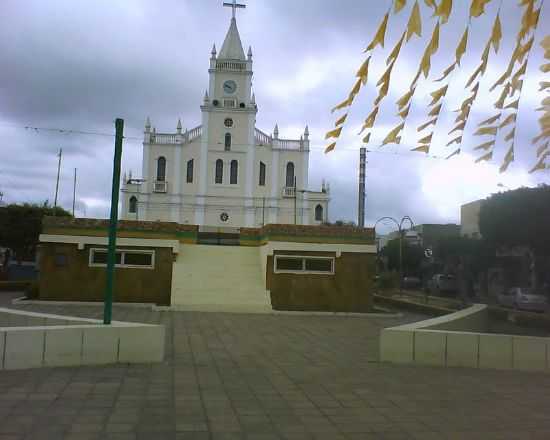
left=104, top=118, right=124, bottom=325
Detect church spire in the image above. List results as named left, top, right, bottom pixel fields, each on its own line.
left=218, top=16, right=246, bottom=60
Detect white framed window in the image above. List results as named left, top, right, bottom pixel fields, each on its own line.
left=89, top=248, right=155, bottom=269
left=274, top=255, right=335, bottom=275
left=223, top=99, right=236, bottom=108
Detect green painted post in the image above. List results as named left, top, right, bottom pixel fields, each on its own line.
left=104, top=118, right=124, bottom=325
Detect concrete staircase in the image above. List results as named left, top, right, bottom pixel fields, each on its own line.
left=170, top=245, right=272, bottom=313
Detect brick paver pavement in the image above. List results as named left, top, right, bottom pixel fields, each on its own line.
left=2, top=294, right=550, bottom=439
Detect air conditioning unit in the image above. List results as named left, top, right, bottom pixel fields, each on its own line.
left=153, top=181, right=168, bottom=193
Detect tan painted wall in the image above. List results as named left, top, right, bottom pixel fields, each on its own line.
left=38, top=243, right=173, bottom=305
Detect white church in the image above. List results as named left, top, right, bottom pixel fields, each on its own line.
left=121, top=2, right=330, bottom=228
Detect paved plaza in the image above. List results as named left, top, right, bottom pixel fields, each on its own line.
left=2, top=294, right=550, bottom=439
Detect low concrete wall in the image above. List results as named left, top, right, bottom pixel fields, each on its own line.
left=0, top=308, right=165, bottom=370
left=380, top=304, right=550, bottom=372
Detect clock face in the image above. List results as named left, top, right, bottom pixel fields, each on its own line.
left=223, top=80, right=237, bottom=94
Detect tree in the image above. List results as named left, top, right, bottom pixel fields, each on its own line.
left=479, top=185, right=550, bottom=255
left=0, top=203, right=72, bottom=261
left=380, top=238, right=424, bottom=277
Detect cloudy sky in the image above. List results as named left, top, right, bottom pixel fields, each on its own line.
left=1, top=0, right=548, bottom=233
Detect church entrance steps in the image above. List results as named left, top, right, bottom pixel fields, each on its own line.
left=170, top=244, right=272, bottom=313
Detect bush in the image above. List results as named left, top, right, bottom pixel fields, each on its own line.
left=377, top=271, right=399, bottom=290
left=24, top=281, right=39, bottom=299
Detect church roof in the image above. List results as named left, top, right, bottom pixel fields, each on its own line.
left=218, top=18, right=246, bottom=61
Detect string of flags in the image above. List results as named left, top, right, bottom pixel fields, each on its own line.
left=325, top=0, right=549, bottom=173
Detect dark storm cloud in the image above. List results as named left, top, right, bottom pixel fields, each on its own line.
left=0, top=0, right=548, bottom=223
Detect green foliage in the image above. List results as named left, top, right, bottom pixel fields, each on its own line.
left=437, top=235, right=494, bottom=277
left=479, top=185, right=550, bottom=254
left=325, top=219, right=357, bottom=227
left=381, top=238, right=424, bottom=276
left=0, top=202, right=72, bottom=261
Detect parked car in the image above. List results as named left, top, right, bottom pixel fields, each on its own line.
left=496, top=287, right=548, bottom=313
left=427, top=274, right=457, bottom=296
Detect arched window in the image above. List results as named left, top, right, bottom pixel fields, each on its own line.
left=129, top=196, right=138, bottom=214
left=156, top=157, right=166, bottom=182
left=315, top=204, right=323, bottom=222
left=215, top=159, right=223, bottom=184
left=286, top=162, right=295, bottom=187
left=230, top=160, right=238, bottom=184
left=259, top=162, right=266, bottom=186
left=186, top=159, right=194, bottom=183
left=225, top=133, right=232, bottom=151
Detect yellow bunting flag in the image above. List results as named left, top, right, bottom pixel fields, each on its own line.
left=365, top=13, right=389, bottom=52
left=539, top=82, right=550, bottom=91
left=542, top=35, right=550, bottom=51
left=512, top=61, right=528, bottom=84
left=495, top=84, right=511, bottom=109
left=455, top=28, right=468, bottom=66
left=349, top=78, right=362, bottom=99
left=397, top=88, right=415, bottom=109
left=504, top=128, right=516, bottom=142
left=436, top=63, right=456, bottom=82
left=490, top=61, right=513, bottom=91
left=504, top=99, right=520, bottom=110
left=406, top=1, right=422, bottom=41
left=446, top=148, right=461, bottom=159
left=529, top=156, right=549, bottom=173
left=356, top=57, right=371, bottom=84
left=429, top=22, right=440, bottom=54
left=359, top=107, right=379, bottom=133
left=331, top=97, right=353, bottom=113
left=515, top=37, right=534, bottom=64
left=412, top=145, right=430, bottom=153
left=466, top=64, right=483, bottom=88
left=424, top=0, right=437, bottom=9
left=335, top=113, right=348, bottom=127
left=474, top=140, right=496, bottom=150
left=430, top=85, right=448, bottom=106
left=324, top=142, right=336, bottom=154
left=449, top=121, right=466, bottom=134
left=475, top=151, right=493, bottom=163
left=374, top=81, right=389, bottom=106
left=394, top=0, right=407, bottom=14
left=474, top=126, right=498, bottom=136
left=325, top=127, right=343, bottom=140
left=500, top=145, right=514, bottom=173
left=382, top=122, right=405, bottom=145
left=446, top=136, right=462, bottom=146
left=420, top=49, right=432, bottom=78
left=397, top=104, right=411, bottom=119
left=434, top=0, right=453, bottom=25
left=537, top=142, right=549, bottom=157
left=417, top=118, right=437, bottom=132
left=362, top=132, right=372, bottom=144
left=532, top=130, right=550, bottom=145
left=429, top=103, right=443, bottom=117
left=470, top=0, right=492, bottom=17
left=480, top=42, right=491, bottom=73
left=499, top=114, right=516, bottom=129
left=458, top=95, right=475, bottom=114
left=419, top=133, right=433, bottom=144
left=455, top=107, right=471, bottom=123
left=377, top=61, right=395, bottom=87
left=491, top=14, right=502, bottom=53
left=541, top=63, right=550, bottom=73
left=479, top=113, right=501, bottom=126
left=387, top=32, right=406, bottom=65
left=511, top=79, right=524, bottom=95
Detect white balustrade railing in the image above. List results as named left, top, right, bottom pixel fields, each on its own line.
left=277, top=139, right=302, bottom=150
left=187, top=125, right=202, bottom=142
left=152, top=133, right=178, bottom=144
left=282, top=187, right=296, bottom=198
left=216, top=60, right=247, bottom=71
left=254, top=128, right=272, bottom=146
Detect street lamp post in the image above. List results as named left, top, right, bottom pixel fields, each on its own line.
left=374, top=215, right=415, bottom=293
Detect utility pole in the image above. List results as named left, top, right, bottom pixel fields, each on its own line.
left=262, top=197, right=266, bottom=226
left=104, top=118, right=124, bottom=325
left=54, top=148, right=62, bottom=212
left=358, top=147, right=366, bottom=228
left=72, top=168, right=77, bottom=217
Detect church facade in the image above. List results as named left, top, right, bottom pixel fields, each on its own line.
left=121, top=14, right=329, bottom=228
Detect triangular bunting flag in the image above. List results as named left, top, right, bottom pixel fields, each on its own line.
left=455, top=28, right=468, bottom=66
left=331, top=97, right=353, bottom=113
left=446, top=148, right=461, bottom=159
left=397, top=88, right=415, bottom=109
left=324, top=142, right=336, bottom=154
left=356, top=56, right=371, bottom=84
left=419, top=133, right=433, bottom=144
left=397, top=104, right=411, bottom=119
left=475, top=151, right=493, bottom=163
left=504, top=99, right=520, bottom=110
left=387, top=32, right=406, bottom=65
left=394, top=0, right=407, bottom=14
left=365, top=13, right=389, bottom=51
left=382, top=122, right=405, bottom=145
left=504, top=128, right=516, bottom=142
left=335, top=113, right=348, bottom=127
left=434, top=0, right=453, bottom=24
left=474, top=126, right=498, bottom=136
left=536, top=141, right=549, bottom=157
left=412, top=145, right=430, bottom=153
left=479, top=113, right=501, bottom=126
left=429, top=103, right=443, bottom=117
left=325, top=127, right=343, bottom=140
left=491, top=13, right=502, bottom=53
left=430, top=85, right=449, bottom=106
left=362, top=132, right=371, bottom=144
left=474, top=140, right=495, bottom=150
left=449, top=121, right=466, bottom=134
left=446, top=135, right=462, bottom=146
left=470, top=0, right=492, bottom=17
left=499, top=145, right=514, bottom=173
left=499, top=114, right=516, bottom=129
left=436, top=63, right=456, bottom=82
left=417, top=118, right=438, bottom=132
left=406, top=1, right=422, bottom=41
left=529, top=156, right=549, bottom=173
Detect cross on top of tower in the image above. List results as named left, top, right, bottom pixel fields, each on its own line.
left=223, top=0, right=246, bottom=19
